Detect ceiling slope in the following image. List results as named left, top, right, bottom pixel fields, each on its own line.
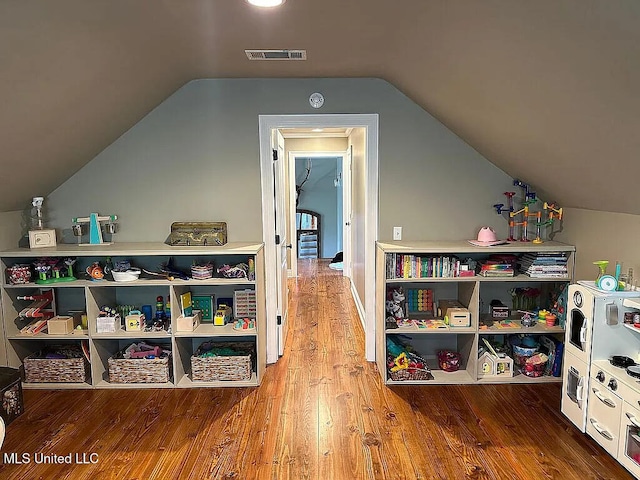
left=0, top=1, right=638, bottom=214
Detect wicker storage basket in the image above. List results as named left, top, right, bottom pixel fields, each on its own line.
left=24, top=346, right=89, bottom=383
left=387, top=352, right=434, bottom=381
left=191, top=342, right=254, bottom=382
left=108, top=353, right=171, bottom=384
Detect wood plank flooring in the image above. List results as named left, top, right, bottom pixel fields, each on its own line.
left=0, top=260, right=633, bottom=479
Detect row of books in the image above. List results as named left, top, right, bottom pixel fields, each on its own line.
left=385, top=252, right=569, bottom=279
left=385, top=254, right=472, bottom=279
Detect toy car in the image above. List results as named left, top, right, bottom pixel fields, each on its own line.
left=214, top=305, right=232, bottom=326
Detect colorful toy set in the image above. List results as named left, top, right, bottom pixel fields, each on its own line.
left=233, top=318, right=256, bottom=331
left=592, top=260, right=636, bottom=292
left=233, top=289, right=257, bottom=319
left=32, top=258, right=77, bottom=284
left=17, top=289, right=55, bottom=334
left=405, top=288, right=433, bottom=314
left=493, top=179, right=563, bottom=243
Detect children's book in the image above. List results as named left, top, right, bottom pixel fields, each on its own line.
left=416, top=319, right=448, bottom=329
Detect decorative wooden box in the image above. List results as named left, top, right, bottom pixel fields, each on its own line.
left=176, top=311, right=201, bottom=332
left=47, top=315, right=75, bottom=335
left=96, top=314, right=121, bottom=333
left=166, top=222, right=227, bottom=246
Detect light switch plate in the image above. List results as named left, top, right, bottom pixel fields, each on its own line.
left=393, top=227, right=402, bottom=240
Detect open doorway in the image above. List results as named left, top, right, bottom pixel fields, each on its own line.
left=259, top=114, right=378, bottom=364
left=287, top=150, right=351, bottom=279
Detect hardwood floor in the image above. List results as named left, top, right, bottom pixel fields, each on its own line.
left=0, top=260, right=633, bottom=479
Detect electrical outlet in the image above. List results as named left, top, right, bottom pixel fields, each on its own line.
left=393, top=226, right=402, bottom=241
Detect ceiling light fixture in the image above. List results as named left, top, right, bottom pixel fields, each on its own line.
left=246, top=0, right=286, bottom=7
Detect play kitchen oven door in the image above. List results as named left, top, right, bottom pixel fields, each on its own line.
left=562, top=350, right=589, bottom=431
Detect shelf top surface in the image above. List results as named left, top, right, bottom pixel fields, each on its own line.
left=377, top=240, right=575, bottom=254
left=0, top=242, right=264, bottom=257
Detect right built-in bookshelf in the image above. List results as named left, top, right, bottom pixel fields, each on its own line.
left=375, top=240, right=576, bottom=385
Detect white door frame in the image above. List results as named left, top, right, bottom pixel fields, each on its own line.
left=288, top=150, right=348, bottom=279
left=259, top=114, right=379, bottom=364
left=342, top=146, right=352, bottom=279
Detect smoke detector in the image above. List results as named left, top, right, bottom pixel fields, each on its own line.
left=245, top=49, right=307, bottom=61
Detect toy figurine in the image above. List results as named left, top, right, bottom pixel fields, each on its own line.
left=86, top=262, right=104, bottom=280
left=385, top=286, right=406, bottom=328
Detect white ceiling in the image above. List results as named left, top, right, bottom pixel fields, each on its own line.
left=1, top=1, right=639, bottom=214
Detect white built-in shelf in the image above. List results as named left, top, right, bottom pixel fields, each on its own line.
left=1, top=242, right=266, bottom=390
left=91, top=329, right=171, bottom=339
left=376, top=240, right=575, bottom=386
left=9, top=330, right=89, bottom=340
left=174, top=323, right=257, bottom=338
left=176, top=372, right=258, bottom=388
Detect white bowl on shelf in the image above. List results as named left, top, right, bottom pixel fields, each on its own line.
left=111, top=268, right=141, bottom=282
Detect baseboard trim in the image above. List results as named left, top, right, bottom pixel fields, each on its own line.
left=350, top=278, right=366, bottom=332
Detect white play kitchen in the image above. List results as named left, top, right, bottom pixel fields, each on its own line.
left=562, top=280, right=640, bottom=478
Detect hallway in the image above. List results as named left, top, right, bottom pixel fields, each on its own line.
left=0, top=260, right=631, bottom=479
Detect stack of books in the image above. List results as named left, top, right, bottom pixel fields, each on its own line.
left=479, top=256, right=516, bottom=277
left=519, top=252, right=569, bottom=278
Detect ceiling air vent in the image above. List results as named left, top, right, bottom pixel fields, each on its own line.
left=245, top=49, right=307, bottom=61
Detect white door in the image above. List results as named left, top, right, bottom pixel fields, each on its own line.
left=273, top=129, right=289, bottom=356
left=342, top=146, right=352, bottom=278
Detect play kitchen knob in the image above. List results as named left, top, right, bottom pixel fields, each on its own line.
left=596, top=371, right=605, bottom=383
left=608, top=378, right=618, bottom=391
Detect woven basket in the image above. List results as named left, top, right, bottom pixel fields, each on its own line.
left=388, top=367, right=434, bottom=381
left=191, top=342, right=254, bottom=382
left=108, top=355, right=171, bottom=384
left=387, top=352, right=434, bottom=381
left=24, top=348, right=89, bottom=383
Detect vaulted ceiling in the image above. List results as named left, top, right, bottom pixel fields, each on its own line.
left=1, top=1, right=639, bottom=214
